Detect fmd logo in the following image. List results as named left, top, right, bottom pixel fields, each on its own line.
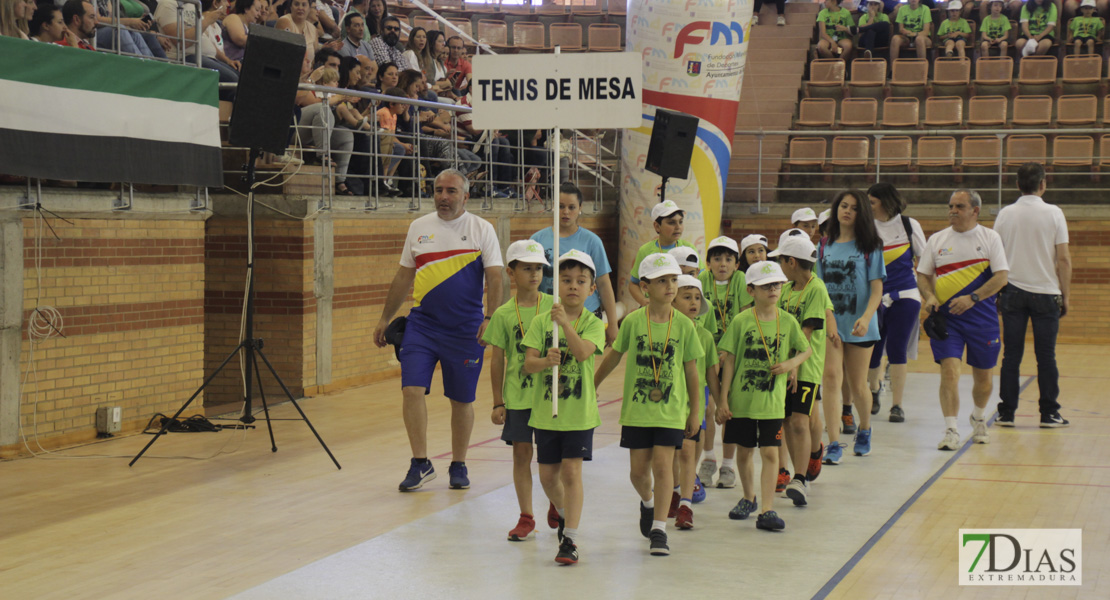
left=959, top=529, right=1081, bottom=586
left=660, top=77, right=690, bottom=89
left=686, top=61, right=701, bottom=76
left=684, top=0, right=718, bottom=9
left=641, top=46, right=668, bottom=60
left=703, top=78, right=732, bottom=93
left=674, top=21, right=746, bottom=57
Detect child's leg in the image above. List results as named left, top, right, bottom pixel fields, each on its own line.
left=998, top=40, right=1008, bottom=56
left=560, top=458, right=584, bottom=531
left=845, top=344, right=874, bottom=430
left=809, top=399, right=823, bottom=453
left=956, top=39, right=966, bottom=58
left=651, top=446, right=676, bottom=523
left=981, top=40, right=991, bottom=57
left=513, top=441, right=534, bottom=515
left=945, top=39, right=956, bottom=56
left=723, top=442, right=737, bottom=461
left=629, top=448, right=654, bottom=502
left=787, top=413, right=810, bottom=477
left=737, top=445, right=757, bottom=500
left=759, top=446, right=779, bottom=513
left=539, top=462, right=565, bottom=515
left=679, top=439, right=697, bottom=500
left=778, top=429, right=789, bottom=472
left=1087, top=39, right=1095, bottom=55
left=823, top=340, right=844, bottom=445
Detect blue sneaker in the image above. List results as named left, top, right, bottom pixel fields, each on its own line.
left=448, top=461, right=470, bottom=489
left=823, top=441, right=844, bottom=465
left=728, top=497, right=758, bottom=520
left=399, top=458, right=435, bottom=491
left=854, top=429, right=872, bottom=456
left=692, top=476, right=707, bottom=503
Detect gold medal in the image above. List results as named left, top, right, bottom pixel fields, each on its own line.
left=558, top=381, right=566, bottom=397
left=649, top=387, right=664, bottom=402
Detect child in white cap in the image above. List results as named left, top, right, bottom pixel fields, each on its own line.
left=1067, top=0, right=1103, bottom=55
left=628, top=200, right=701, bottom=307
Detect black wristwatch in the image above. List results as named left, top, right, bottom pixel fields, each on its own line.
left=970, top=293, right=980, bottom=304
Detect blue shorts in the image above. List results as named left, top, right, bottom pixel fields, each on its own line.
left=399, top=322, right=484, bottom=403
left=501, top=409, right=534, bottom=444
left=534, top=428, right=594, bottom=464
left=620, top=426, right=685, bottom=450
left=929, top=317, right=1001, bottom=370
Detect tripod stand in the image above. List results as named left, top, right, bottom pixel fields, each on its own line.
left=130, top=148, right=341, bottom=469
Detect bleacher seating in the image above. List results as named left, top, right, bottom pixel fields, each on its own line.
left=882, top=97, right=920, bottom=128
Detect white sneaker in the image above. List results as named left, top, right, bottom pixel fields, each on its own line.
left=777, top=15, right=786, bottom=26
left=752, top=14, right=759, bottom=25
left=785, top=478, right=808, bottom=506
left=698, top=458, right=717, bottom=488
left=938, top=428, right=961, bottom=451
left=716, top=465, right=737, bottom=488
left=970, top=415, right=990, bottom=444
left=273, top=152, right=303, bottom=166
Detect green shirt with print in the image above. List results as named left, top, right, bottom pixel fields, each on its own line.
left=522, top=308, right=606, bottom=431
left=614, top=308, right=705, bottom=429
left=817, top=7, right=855, bottom=39
left=938, top=18, right=973, bottom=37
left=778, top=276, right=833, bottom=386
left=1021, top=3, right=1058, bottom=38
left=858, top=12, right=890, bottom=28
left=698, top=270, right=752, bottom=344
left=1070, top=16, right=1104, bottom=39
left=692, top=325, right=718, bottom=422
left=482, top=293, right=555, bottom=410
left=981, top=15, right=1012, bottom=40
left=896, top=4, right=932, bottom=34
left=719, top=308, right=809, bottom=419
left=630, top=239, right=702, bottom=282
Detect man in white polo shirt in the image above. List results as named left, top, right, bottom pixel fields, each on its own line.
left=992, top=162, right=1072, bottom=428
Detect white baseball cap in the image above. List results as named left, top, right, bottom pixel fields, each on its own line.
left=867, top=0, right=883, bottom=4
left=650, top=200, right=684, bottom=221
left=558, top=249, right=596, bottom=275
left=707, top=235, right=739, bottom=255
left=1081, top=0, right=1096, bottom=7
left=745, top=261, right=788, bottom=287
left=769, top=234, right=818, bottom=262
left=947, top=0, right=962, bottom=10
left=790, top=208, right=818, bottom=224
left=668, top=246, right=700, bottom=270
left=740, top=234, right=769, bottom=254
left=777, top=228, right=808, bottom=248
left=639, top=252, right=682, bottom=281
left=675, top=274, right=710, bottom=317
left=817, top=209, right=832, bottom=226
left=505, top=240, right=550, bottom=266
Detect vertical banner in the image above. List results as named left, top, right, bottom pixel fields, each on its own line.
left=618, top=0, right=752, bottom=306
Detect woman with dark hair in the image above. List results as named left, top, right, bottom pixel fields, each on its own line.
left=222, top=0, right=261, bottom=63
left=867, top=182, right=926, bottom=424
left=28, top=4, right=65, bottom=42
left=365, top=0, right=387, bottom=37
left=817, top=189, right=886, bottom=464
left=402, top=27, right=428, bottom=77
left=330, top=56, right=373, bottom=195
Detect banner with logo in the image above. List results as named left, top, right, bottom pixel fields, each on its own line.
left=617, top=0, right=752, bottom=306
left=959, top=529, right=1082, bottom=586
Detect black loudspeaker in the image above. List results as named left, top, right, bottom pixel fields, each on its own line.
left=645, top=108, right=699, bottom=180
left=228, top=27, right=306, bottom=154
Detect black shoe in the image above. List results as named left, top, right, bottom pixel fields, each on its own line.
left=871, top=391, right=881, bottom=415
left=1040, top=413, right=1070, bottom=428
left=649, top=529, right=669, bottom=556
left=555, top=538, right=579, bottom=565
left=639, top=502, right=653, bottom=538
left=996, top=413, right=1015, bottom=427
left=556, top=515, right=566, bottom=542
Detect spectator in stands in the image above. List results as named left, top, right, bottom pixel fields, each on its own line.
left=365, top=0, right=387, bottom=38
left=980, top=0, right=1011, bottom=57
left=1067, top=0, right=1104, bottom=55
left=371, top=15, right=411, bottom=70
left=91, top=0, right=165, bottom=57
left=199, top=0, right=239, bottom=101
left=841, top=0, right=890, bottom=57
left=377, top=60, right=399, bottom=91
left=313, top=0, right=339, bottom=39
left=1, top=0, right=33, bottom=39
left=315, top=45, right=341, bottom=70
left=938, top=1, right=972, bottom=58
left=221, top=0, right=260, bottom=63
left=1016, top=0, right=1057, bottom=57
left=753, top=0, right=787, bottom=27
left=331, top=56, right=373, bottom=196
left=891, top=0, right=933, bottom=60
left=402, top=26, right=428, bottom=77
left=816, top=0, right=855, bottom=58
left=154, top=0, right=199, bottom=60
left=1064, top=0, right=1109, bottom=24
left=29, top=4, right=67, bottom=42
left=398, top=68, right=481, bottom=178
left=424, top=30, right=454, bottom=100
left=444, top=35, right=472, bottom=95
left=259, top=0, right=278, bottom=25
left=298, top=51, right=352, bottom=179
left=376, top=87, right=411, bottom=196
left=276, top=0, right=317, bottom=56
left=57, top=0, right=96, bottom=49
left=994, top=162, right=1072, bottom=429
left=338, top=12, right=375, bottom=71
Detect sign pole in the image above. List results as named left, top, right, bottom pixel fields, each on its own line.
left=551, top=46, right=561, bottom=419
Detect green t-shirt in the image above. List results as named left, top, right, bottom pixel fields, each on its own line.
left=778, top=277, right=833, bottom=386
left=482, top=293, right=555, bottom=410
left=938, top=18, right=973, bottom=37
left=693, top=325, right=718, bottom=422
left=981, top=15, right=1012, bottom=40
left=1021, top=3, right=1058, bottom=38
left=119, top=0, right=147, bottom=18
left=719, top=308, right=809, bottom=419
left=858, top=12, right=890, bottom=28
left=695, top=305, right=717, bottom=336
left=1070, top=15, right=1104, bottom=38
left=522, top=308, right=606, bottom=431
left=629, top=239, right=702, bottom=282
left=698, top=270, right=752, bottom=344
left=817, top=7, right=855, bottom=39
left=896, top=5, right=933, bottom=34
left=614, top=308, right=705, bottom=429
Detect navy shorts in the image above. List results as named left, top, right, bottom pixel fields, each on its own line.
left=723, top=417, right=783, bottom=448
left=534, top=428, right=594, bottom=464
left=501, top=408, right=534, bottom=444
left=929, top=318, right=1001, bottom=370
left=785, top=381, right=819, bottom=418
left=620, top=426, right=684, bottom=450
left=399, top=323, right=483, bottom=403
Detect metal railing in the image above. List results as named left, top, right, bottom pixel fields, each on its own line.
left=93, top=0, right=202, bottom=67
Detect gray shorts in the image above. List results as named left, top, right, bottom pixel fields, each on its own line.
left=501, top=408, right=534, bottom=445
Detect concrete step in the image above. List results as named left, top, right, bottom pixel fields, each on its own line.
left=746, top=61, right=805, bottom=79
left=748, top=47, right=808, bottom=63
left=735, top=112, right=793, bottom=130
left=749, top=22, right=816, bottom=40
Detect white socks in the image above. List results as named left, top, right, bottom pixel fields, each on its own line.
left=945, top=416, right=958, bottom=431
left=972, top=406, right=985, bottom=421
left=641, top=499, right=654, bottom=509
left=652, top=520, right=667, bottom=532
left=563, top=527, right=578, bottom=542
left=702, top=449, right=716, bottom=462
left=722, top=458, right=737, bottom=469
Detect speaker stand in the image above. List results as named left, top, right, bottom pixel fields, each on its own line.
left=130, top=147, right=341, bottom=470
left=659, top=175, right=670, bottom=205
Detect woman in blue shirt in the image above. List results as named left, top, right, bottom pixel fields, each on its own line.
left=530, top=182, right=619, bottom=346
left=817, top=189, right=885, bottom=462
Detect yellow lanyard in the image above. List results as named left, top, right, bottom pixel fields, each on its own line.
left=713, top=281, right=729, bottom=331
left=559, top=310, right=586, bottom=365
left=646, top=308, right=674, bottom=386
left=787, top=275, right=812, bottom=316
left=754, top=309, right=781, bottom=369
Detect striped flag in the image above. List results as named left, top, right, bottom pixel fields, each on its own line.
left=0, top=36, right=223, bottom=187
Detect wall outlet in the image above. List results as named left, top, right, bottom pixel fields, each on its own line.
left=96, top=406, right=122, bottom=434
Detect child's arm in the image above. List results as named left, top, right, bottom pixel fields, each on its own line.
left=852, top=279, right=884, bottom=338
left=490, top=347, right=506, bottom=424
left=594, top=347, right=624, bottom=387
left=825, top=308, right=840, bottom=349
left=683, top=359, right=701, bottom=437
left=1066, top=22, right=1075, bottom=43
left=706, top=363, right=722, bottom=415
left=772, top=346, right=812, bottom=376
left=716, top=352, right=735, bottom=424
left=562, top=320, right=597, bottom=363
left=524, top=347, right=560, bottom=374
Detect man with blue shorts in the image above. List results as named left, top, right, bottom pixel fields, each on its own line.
left=373, top=169, right=504, bottom=491
left=916, top=190, right=1009, bottom=451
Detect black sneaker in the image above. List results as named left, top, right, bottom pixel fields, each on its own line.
left=555, top=538, right=579, bottom=565
left=1040, top=413, right=1070, bottom=428
left=756, top=510, right=786, bottom=531
left=871, top=391, right=881, bottom=415
left=649, top=529, right=670, bottom=555
left=996, top=413, right=1015, bottom=427
left=556, top=515, right=566, bottom=542
left=639, top=502, right=653, bottom=538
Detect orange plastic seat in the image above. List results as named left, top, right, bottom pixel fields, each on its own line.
left=917, top=136, right=957, bottom=168
left=587, top=23, right=622, bottom=51
left=1011, top=95, right=1052, bottom=127
left=923, top=96, right=963, bottom=127
left=797, top=98, right=836, bottom=128
left=961, top=136, right=1003, bottom=168
left=1056, top=95, right=1098, bottom=127
left=882, top=97, right=920, bottom=128
left=1005, top=134, right=1048, bottom=166
left=968, top=96, right=1008, bottom=127
left=831, top=136, right=870, bottom=168
left=839, top=98, right=878, bottom=128
left=787, top=137, right=828, bottom=167
left=1051, top=135, right=1094, bottom=167
left=877, top=136, right=913, bottom=168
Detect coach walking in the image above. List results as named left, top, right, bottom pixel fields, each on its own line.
left=993, top=163, right=1072, bottom=428
left=373, top=169, right=505, bottom=491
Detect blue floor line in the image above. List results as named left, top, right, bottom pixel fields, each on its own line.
left=810, top=375, right=1037, bottom=600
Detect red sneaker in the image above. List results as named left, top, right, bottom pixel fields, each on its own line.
left=676, top=505, right=694, bottom=529
left=547, top=502, right=559, bottom=529
left=508, top=513, right=536, bottom=542
left=807, top=443, right=824, bottom=482
left=776, top=468, right=790, bottom=493
left=668, top=490, right=680, bottom=518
